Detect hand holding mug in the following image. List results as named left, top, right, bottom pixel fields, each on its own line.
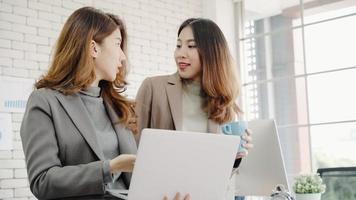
left=222, top=121, right=253, bottom=158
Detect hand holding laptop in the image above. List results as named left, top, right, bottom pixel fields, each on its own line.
left=163, top=192, right=191, bottom=200
left=109, top=154, right=136, bottom=173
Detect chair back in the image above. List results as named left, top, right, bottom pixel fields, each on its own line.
left=317, top=167, right=356, bottom=200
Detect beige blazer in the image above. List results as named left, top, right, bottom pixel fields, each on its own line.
left=135, top=73, right=221, bottom=138
left=135, top=73, right=242, bottom=168
left=20, top=88, right=137, bottom=199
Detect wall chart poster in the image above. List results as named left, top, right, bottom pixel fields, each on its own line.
left=0, top=113, right=13, bottom=150
left=0, top=76, right=34, bottom=113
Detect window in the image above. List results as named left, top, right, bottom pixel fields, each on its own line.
left=237, top=0, right=356, bottom=180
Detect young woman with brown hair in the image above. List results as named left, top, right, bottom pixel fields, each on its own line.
left=136, top=18, right=253, bottom=199
left=136, top=18, right=252, bottom=156
left=20, top=7, right=137, bottom=199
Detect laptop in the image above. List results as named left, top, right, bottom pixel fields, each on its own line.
left=127, top=129, right=241, bottom=200
left=235, top=119, right=289, bottom=196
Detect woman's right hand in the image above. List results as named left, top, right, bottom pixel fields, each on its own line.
left=109, top=154, right=136, bottom=173
left=163, top=193, right=190, bottom=200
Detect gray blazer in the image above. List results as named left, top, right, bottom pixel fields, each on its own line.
left=20, top=88, right=137, bottom=199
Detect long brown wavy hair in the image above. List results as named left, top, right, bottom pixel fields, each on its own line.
left=177, top=18, right=242, bottom=124
left=36, top=7, right=136, bottom=129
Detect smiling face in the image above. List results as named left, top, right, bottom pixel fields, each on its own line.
left=92, top=28, right=126, bottom=86
left=174, top=26, right=202, bottom=81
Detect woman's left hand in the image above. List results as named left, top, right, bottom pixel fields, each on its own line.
left=236, top=128, right=253, bottom=159
left=163, top=193, right=190, bottom=200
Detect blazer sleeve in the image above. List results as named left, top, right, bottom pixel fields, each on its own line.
left=20, top=91, right=105, bottom=199
left=135, top=77, right=153, bottom=142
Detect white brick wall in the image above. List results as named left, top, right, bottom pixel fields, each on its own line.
left=0, top=0, right=203, bottom=199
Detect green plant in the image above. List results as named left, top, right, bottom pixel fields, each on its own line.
left=293, top=174, right=326, bottom=194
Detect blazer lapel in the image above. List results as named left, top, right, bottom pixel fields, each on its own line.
left=54, top=92, right=105, bottom=160
left=166, top=73, right=183, bottom=130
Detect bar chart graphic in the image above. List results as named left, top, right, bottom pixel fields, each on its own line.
left=0, top=76, right=34, bottom=113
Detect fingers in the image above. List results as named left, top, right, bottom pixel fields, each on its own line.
left=164, top=193, right=190, bottom=200
left=243, top=142, right=254, bottom=149
left=235, top=129, right=254, bottom=159
left=110, top=154, right=136, bottom=173
left=184, top=194, right=191, bottom=200
left=174, top=192, right=181, bottom=200
left=242, top=129, right=254, bottom=149
left=235, top=151, right=247, bottom=159
left=243, top=129, right=252, bottom=142
left=245, top=128, right=252, bottom=136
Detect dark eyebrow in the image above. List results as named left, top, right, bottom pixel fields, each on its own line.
left=176, top=39, right=195, bottom=42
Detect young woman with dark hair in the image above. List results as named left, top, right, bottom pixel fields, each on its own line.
left=136, top=18, right=253, bottom=200
left=136, top=18, right=252, bottom=157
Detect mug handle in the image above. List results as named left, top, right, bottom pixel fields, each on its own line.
left=222, top=124, right=233, bottom=135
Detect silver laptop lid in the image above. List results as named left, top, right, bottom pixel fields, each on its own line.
left=128, top=129, right=241, bottom=200
left=235, top=119, right=289, bottom=196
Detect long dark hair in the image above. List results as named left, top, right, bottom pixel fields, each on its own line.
left=178, top=18, right=242, bottom=124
